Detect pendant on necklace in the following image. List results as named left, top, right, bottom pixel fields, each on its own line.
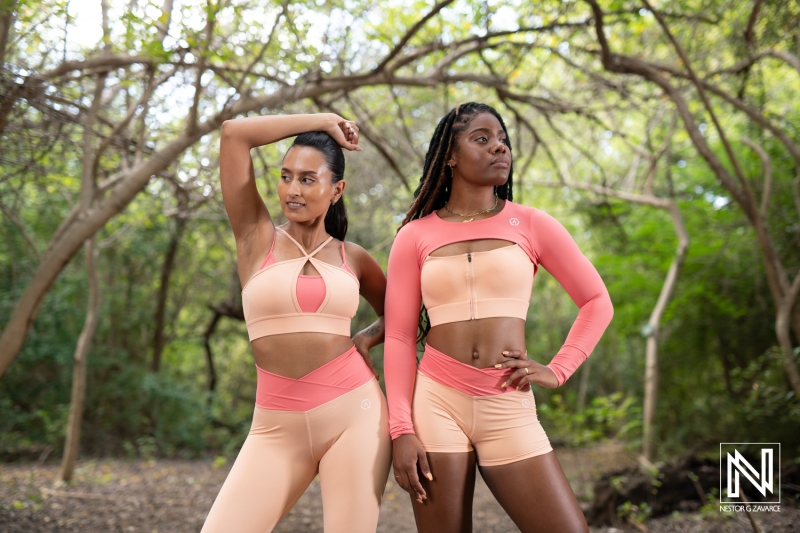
left=463, top=218, right=474, bottom=223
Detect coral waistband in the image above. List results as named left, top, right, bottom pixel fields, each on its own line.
left=417, top=344, right=530, bottom=396
left=255, top=346, right=374, bottom=411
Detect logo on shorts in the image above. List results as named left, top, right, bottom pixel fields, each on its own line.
left=522, top=399, right=531, bottom=408
left=360, top=399, right=371, bottom=410
left=509, top=218, right=520, bottom=226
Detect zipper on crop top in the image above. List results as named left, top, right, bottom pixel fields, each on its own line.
left=467, top=252, right=475, bottom=320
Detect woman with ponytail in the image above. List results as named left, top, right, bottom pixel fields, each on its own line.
left=202, top=114, right=391, bottom=533
left=385, top=103, right=613, bottom=532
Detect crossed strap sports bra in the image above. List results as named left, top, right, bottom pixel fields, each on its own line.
left=241, top=227, right=360, bottom=341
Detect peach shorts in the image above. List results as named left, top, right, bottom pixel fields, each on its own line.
left=412, top=372, right=553, bottom=467
left=201, top=378, right=391, bottom=533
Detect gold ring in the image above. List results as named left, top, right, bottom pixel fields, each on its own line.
left=524, top=367, right=529, bottom=375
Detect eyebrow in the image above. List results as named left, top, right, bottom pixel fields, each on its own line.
left=280, top=168, right=319, bottom=176
left=469, top=127, right=506, bottom=136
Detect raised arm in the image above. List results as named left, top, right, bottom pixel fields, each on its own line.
left=533, top=210, right=614, bottom=386
left=219, top=113, right=360, bottom=280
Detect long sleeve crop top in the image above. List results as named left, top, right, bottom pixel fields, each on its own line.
left=384, top=201, right=614, bottom=439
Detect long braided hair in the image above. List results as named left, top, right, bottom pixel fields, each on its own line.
left=402, top=102, right=514, bottom=343
left=402, top=102, right=514, bottom=226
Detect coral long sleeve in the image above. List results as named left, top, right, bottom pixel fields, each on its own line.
left=384, top=224, right=423, bottom=439
left=528, top=209, right=614, bottom=386
left=383, top=201, right=613, bottom=439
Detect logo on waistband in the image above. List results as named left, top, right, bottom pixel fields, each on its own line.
left=361, top=399, right=371, bottom=410
left=509, top=218, right=520, bottom=226
left=522, top=399, right=531, bottom=408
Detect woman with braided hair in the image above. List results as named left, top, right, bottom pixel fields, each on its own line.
left=384, top=102, right=613, bottom=532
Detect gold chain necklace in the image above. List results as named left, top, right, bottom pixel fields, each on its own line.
left=443, top=196, right=498, bottom=222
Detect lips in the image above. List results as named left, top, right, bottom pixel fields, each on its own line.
left=491, top=157, right=510, bottom=168
left=285, top=201, right=305, bottom=209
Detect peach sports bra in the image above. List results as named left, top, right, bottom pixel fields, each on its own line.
left=421, top=244, right=533, bottom=326
left=241, top=227, right=359, bottom=341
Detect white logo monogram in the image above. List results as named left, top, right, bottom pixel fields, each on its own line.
left=509, top=218, right=520, bottom=226
left=360, top=399, right=371, bottom=410
left=720, top=443, right=780, bottom=504
left=522, top=399, right=531, bottom=408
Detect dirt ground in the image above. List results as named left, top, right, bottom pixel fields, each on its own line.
left=1, top=443, right=797, bottom=532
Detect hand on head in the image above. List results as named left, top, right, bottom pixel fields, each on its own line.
left=326, top=114, right=361, bottom=151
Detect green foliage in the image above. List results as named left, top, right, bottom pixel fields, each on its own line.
left=538, top=392, right=642, bottom=447
left=617, top=500, right=652, bottom=526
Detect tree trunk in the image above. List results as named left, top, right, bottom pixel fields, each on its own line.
left=776, top=271, right=800, bottom=396
left=585, top=0, right=800, bottom=396
left=577, top=353, right=591, bottom=411
left=57, top=238, right=100, bottom=482
left=0, top=74, right=429, bottom=378
left=0, top=0, right=17, bottom=67
left=643, top=203, right=689, bottom=461
left=151, top=216, right=187, bottom=372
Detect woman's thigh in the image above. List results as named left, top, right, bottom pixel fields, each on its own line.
left=200, top=408, right=318, bottom=533
left=479, top=452, right=589, bottom=533
left=409, top=451, right=477, bottom=533
left=317, top=380, right=392, bottom=533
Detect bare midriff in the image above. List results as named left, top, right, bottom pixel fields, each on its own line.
left=426, top=317, right=526, bottom=370
left=251, top=333, right=355, bottom=379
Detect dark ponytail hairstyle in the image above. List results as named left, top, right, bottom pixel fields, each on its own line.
left=402, top=102, right=513, bottom=227
left=404, top=102, right=514, bottom=342
left=289, top=131, right=348, bottom=241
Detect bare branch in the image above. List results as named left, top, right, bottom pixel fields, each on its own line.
left=793, top=170, right=800, bottom=222
left=187, top=0, right=220, bottom=135
left=744, top=0, right=764, bottom=48
left=0, top=200, right=41, bottom=260
left=740, top=136, right=772, bottom=218
left=0, top=0, right=17, bottom=67
left=641, top=0, right=755, bottom=206
left=530, top=179, right=672, bottom=209
left=314, top=96, right=411, bottom=191
left=95, top=66, right=177, bottom=172
left=372, top=0, right=455, bottom=74
left=776, top=269, right=800, bottom=397
left=155, top=0, right=173, bottom=43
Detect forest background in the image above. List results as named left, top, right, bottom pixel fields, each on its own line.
left=1, top=0, right=799, bottom=486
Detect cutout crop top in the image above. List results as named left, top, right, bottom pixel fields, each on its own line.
left=421, top=244, right=534, bottom=325
left=384, top=201, right=614, bottom=439
left=241, top=227, right=359, bottom=341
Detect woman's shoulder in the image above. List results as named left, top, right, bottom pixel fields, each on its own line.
left=395, top=213, right=434, bottom=239
left=506, top=201, right=560, bottom=226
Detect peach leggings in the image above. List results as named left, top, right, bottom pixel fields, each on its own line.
left=201, top=378, right=391, bottom=533
left=412, top=373, right=552, bottom=467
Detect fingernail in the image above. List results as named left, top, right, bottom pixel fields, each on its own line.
left=501, top=381, right=507, bottom=388
left=502, top=350, right=509, bottom=355
left=494, top=364, right=502, bottom=369
left=426, top=473, right=433, bottom=481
